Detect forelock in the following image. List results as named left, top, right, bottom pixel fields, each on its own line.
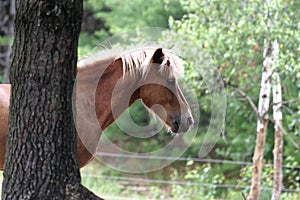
left=117, top=48, right=184, bottom=79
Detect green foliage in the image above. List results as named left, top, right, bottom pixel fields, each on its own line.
left=78, top=0, right=300, bottom=199
left=0, top=72, right=3, bottom=84
left=0, top=36, right=9, bottom=46
left=170, top=161, right=225, bottom=199
left=91, top=0, right=184, bottom=34
left=78, top=0, right=184, bottom=57
left=169, top=0, right=300, bottom=163
left=0, top=0, right=298, bottom=199
left=237, top=161, right=300, bottom=200
left=80, top=162, right=148, bottom=199
left=283, top=156, right=300, bottom=190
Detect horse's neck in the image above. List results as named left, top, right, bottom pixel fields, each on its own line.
left=76, top=59, right=140, bottom=144
left=97, top=59, right=144, bottom=128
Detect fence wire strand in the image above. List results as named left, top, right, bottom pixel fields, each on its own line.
left=82, top=152, right=300, bottom=194
left=96, top=152, right=300, bottom=169
left=82, top=174, right=300, bottom=193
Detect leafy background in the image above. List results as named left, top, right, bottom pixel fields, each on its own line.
left=1, top=0, right=300, bottom=199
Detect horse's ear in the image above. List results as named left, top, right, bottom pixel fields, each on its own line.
left=152, top=48, right=164, bottom=64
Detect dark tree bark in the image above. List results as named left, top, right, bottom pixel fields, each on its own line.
left=0, top=0, right=15, bottom=83
left=1, top=0, right=103, bottom=199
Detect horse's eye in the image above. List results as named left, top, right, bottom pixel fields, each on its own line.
left=167, top=78, right=176, bottom=85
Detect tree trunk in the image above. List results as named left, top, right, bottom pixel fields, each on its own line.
left=248, top=119, right=269, bottom=200
left=247, top=68, right=270, bottom=200
left=271, top=72, right=283, bottom=200
left=247, top=42, right=274, bottom=200
left=1, top=0, right=102, bottom=199
left=247, top=0, right=280, bottom=198
left=0, top=0, right=15, bottom=83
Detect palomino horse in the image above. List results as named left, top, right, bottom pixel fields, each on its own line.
left=0, top=47, right=194, bottom=170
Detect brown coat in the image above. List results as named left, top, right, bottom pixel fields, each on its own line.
left=0, top=84, right=10, bottom=170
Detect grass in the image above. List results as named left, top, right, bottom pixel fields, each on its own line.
left=80, top=161, right=162, bottom=199
left=1, top=162, right=300, bottom=199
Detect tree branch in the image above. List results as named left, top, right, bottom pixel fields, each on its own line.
left=270, top=98, right=300, bottom=107
left=269, top=118, right=300, bottom=150
left=226, top=84, right=259, bottom=117
left=262, top=98, right=299, bottom=120
left=226, top=84, right=299, bottom=150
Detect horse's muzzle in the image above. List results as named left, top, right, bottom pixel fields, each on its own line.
left=170, top=115, right=194, bottom=133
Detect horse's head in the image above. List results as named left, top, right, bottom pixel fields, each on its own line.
left=138, top=48, right=194, bottom=134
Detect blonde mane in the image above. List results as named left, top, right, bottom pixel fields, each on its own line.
left=77, top=47, right=184, bottom=80
left=118, top=48, right=184, bottom=79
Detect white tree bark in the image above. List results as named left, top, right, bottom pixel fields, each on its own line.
left=247, top=44, right=272, bottom=200
left=248, top=0, right=281, bottom=198
left=271, top=71, right=283, bottom=200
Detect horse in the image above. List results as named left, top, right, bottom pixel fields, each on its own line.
left=0, top=47, right=194, bottom=170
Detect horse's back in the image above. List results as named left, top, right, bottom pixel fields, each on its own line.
left=0, top=84, right=10, bottom=170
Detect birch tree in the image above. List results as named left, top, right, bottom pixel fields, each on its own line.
left=248, top=0, right=282, bottom=199
left=247, top=40, right=272, bottom=200
left=271, top=71, right=283, bottom=200
left=170, top=0, right=299, bottom=198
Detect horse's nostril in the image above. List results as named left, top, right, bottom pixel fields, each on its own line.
left=174, top=121, right=179, bottom=130
left=187, top=117, right=194, bottom=126
left=171, top=117, right=180, bottom=133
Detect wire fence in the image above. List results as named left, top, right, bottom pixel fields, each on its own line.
left=96, top=152, right=300, bottom=169
left=1, top=150, right=299, bottom=199
left=83, top=152, right=300, bottom=194
left=82, top=174, right=300, bottom=193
